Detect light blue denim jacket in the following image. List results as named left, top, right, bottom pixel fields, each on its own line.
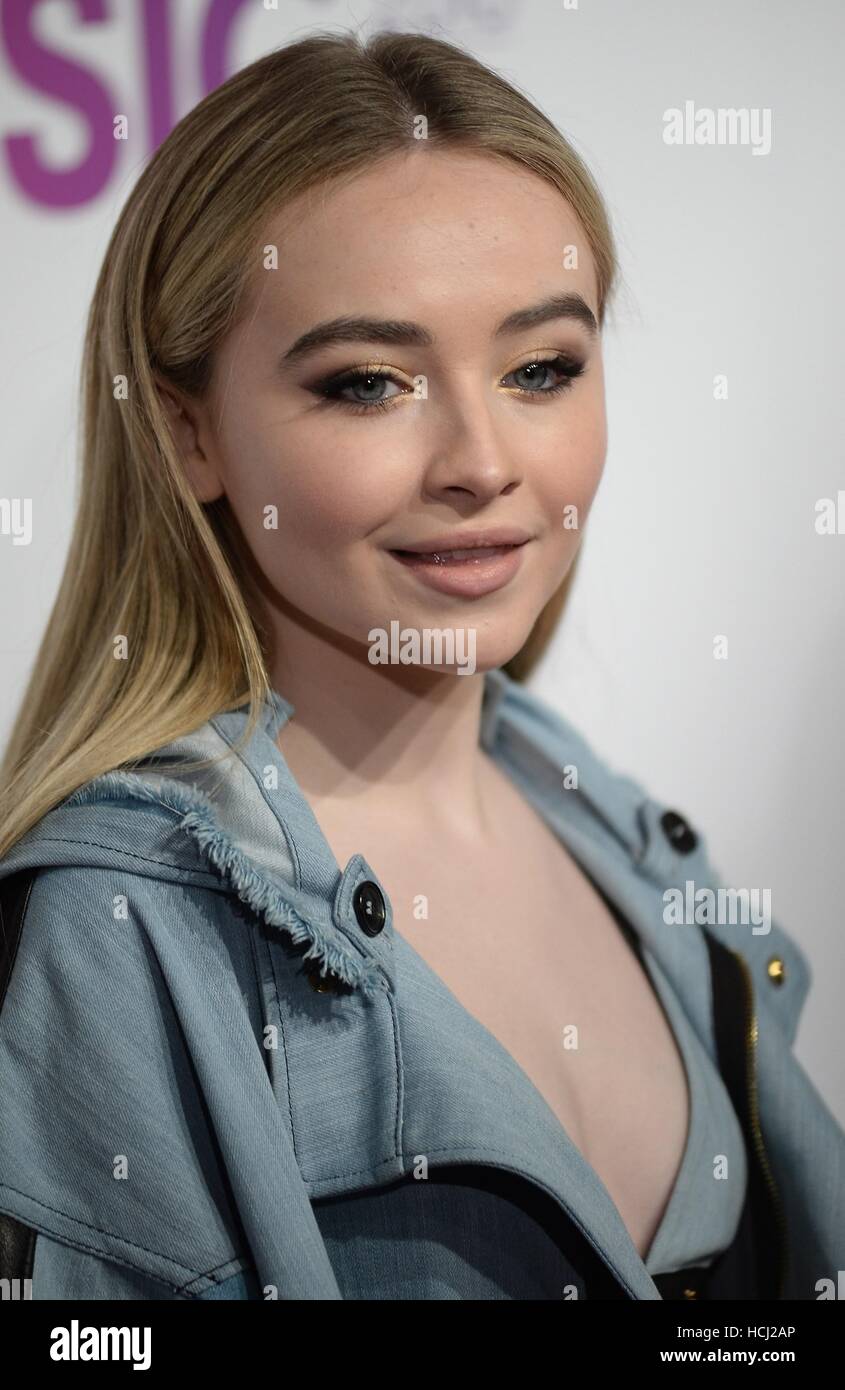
left=0, top=666, right=842, bottom=1300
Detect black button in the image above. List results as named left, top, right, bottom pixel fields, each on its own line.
left=353, top=880, right=386, bottom=936
left=660, top=809, right=698, bottom=855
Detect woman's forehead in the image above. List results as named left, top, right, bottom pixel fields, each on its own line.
left=242, top=151, right=599, bottom=340
left=261, top=146, right=589, bottom=248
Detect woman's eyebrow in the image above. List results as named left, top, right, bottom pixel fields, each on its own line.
left=278, top=292, right=598, bottom=368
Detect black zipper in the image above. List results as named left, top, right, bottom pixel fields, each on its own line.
left=728, top=945, right=788, bottom=1298
left=703, top=931, right=789, bottom=1298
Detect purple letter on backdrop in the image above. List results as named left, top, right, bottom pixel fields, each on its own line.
left=3, top=0, right=117, bottom=209
left=142, top=0, right=175, bottom=152
left=201, top=0, right=251, bottom=97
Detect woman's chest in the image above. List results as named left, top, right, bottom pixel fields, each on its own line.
left=324, top=787, right=692, bottom=1262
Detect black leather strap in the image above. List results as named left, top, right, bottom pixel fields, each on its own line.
left=0, top=867, right=37, bottom=1013
left=0, top=1212, right=36, bottom=1287
left=0, top=868, right=40, bottom=1292
left=697, top=931, right=782, bottom=1298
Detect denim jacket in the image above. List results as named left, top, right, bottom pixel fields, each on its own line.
left=0, top=666, right=843, bottom=1300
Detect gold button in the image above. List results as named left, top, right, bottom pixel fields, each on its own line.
left=767, top=957, right=786, bottom=986
left=682, top=1286, right=699, bottom=1299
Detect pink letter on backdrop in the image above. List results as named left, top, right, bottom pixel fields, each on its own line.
left=3, top=0, right=117, bottom=209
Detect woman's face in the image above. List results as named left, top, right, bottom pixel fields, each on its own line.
left=184, top=146, right=608, bottom=675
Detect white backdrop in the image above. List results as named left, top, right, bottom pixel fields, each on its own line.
left=1, top=0, right=843, bottom=1125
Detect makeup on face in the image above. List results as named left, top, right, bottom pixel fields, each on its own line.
left=204, top=148, right=607, bottom=672
left=385, top=526, right=533, bottom=599
left=278, top=292, right=597, bottom=421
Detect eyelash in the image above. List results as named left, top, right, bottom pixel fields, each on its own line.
left=309, top=353, right=586, bottom=415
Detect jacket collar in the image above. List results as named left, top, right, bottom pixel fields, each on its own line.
left=212, top=666, right=722, bottom=1059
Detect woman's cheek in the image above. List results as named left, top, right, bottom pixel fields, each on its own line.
left=229, top=443, right=399, bottom=567
left=280, top=441, right=414, bottom=542
left=555, top=406, right=607, bottom=518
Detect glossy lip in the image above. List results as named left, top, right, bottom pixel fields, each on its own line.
left=388, top=526, right=533, bottom=554
left=388, top=538, right=530, bottom=598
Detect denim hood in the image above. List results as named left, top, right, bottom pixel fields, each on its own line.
left=0, top=666, right=840, bottom=1301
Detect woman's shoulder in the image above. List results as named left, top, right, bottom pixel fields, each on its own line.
left=0, top=695, right=297, bottom=897
left=0, top=847, right=275, bottom=1299
left=0, top=722, right=290, bottom=1295
left=0, top=695, right=382, bottom=1005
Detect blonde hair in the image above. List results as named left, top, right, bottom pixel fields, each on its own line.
left=0, top=28, right=618, bottom=858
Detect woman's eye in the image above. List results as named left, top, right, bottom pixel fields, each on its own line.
left=309, top=352, right=585, bottom=416
left=502, top=354, right=585, bottom=397
left=313, top=370, right=408, bottom=413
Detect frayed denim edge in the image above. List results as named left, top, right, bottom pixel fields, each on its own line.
left=63, top=770, right=385, bottom=998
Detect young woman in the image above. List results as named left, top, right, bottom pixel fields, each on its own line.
left=0, top=29, right=842, bottom=1302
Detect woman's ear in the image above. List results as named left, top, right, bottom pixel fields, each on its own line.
left=154, top=378, right=226, bottom=503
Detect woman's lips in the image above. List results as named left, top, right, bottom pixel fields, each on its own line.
left=388, top=542, right=528, bottom=597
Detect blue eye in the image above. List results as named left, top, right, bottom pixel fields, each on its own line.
left=309, top=352, right=585, bottom=416
left=503, top=356, right=585, bottom=395
left=311, top=368, right=406, bottom=414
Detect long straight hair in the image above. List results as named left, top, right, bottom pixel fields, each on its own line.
left=0, top=28, right=618, bottom=859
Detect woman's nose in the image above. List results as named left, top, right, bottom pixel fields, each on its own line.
left=420, top=398, right=523, bottom=503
